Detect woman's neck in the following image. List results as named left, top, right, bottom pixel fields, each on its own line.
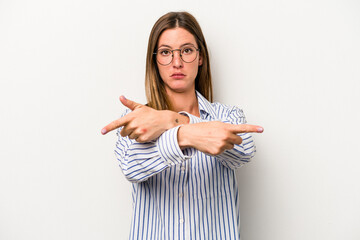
left=166, top=89, right=200, bottom=117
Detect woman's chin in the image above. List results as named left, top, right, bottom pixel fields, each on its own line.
left=166, top=85, right=193, bottom=94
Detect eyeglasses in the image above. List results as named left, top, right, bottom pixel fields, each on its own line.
left=153, top=45, right=200, bottom=66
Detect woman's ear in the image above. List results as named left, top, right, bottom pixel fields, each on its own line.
left=199, top=55, right=203, bottom=66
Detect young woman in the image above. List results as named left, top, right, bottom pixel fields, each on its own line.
left=102, top=11, right=263, bottom=240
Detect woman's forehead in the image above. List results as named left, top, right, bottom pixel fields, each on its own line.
left=158, top=27, right=197, bottom=48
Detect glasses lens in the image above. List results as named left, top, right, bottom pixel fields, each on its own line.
left=156, top=48, right=172, bottom=65
left=181, top=46, right=197, bottom=63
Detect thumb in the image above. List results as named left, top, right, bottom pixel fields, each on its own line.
left=119, top=95, right=142, bottom=110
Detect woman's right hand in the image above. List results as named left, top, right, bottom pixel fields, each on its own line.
left=101, top=96, right=189, bottom=142
left=177, top=121, right=264, bottom=155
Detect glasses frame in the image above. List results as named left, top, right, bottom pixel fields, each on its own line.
left=153, top=46, right=200, bottom=66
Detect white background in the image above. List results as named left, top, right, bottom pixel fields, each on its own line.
left=1, top=0, right=359, bottom=239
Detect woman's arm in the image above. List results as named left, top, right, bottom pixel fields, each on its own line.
left=103, top=97, right=195, bottom=183
left=115, top=109, right=195, bottom=183
left=177, top=107, right=263, bottom=169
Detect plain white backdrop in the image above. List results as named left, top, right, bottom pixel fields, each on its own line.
left=1, top=0, right=359, bottom=239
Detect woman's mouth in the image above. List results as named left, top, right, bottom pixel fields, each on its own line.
left=171, top=73, right=186, bottom=79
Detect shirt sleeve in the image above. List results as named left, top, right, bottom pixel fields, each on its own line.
left=179, top=107, right=256, bottom=170
left=114, top=110, right=195, bottom=183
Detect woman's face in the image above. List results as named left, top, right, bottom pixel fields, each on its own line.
left=156, top=27, right=202, bottom=95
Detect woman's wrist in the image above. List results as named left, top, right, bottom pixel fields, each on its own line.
left=177, top=124, right=192, bottom=149
left=164, top=111, right=189, bottom=129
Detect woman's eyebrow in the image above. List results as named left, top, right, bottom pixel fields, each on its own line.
left=158, top=44, right=172, bottom=49
left=158, top=43, right=196, bottom=49
left=180, top=43, right=196, bottom=48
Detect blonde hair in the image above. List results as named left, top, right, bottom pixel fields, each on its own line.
left=145, top=12, right=213, bottom=110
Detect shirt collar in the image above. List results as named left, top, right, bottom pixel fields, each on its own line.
left=196, top=91, right=217, bottom=119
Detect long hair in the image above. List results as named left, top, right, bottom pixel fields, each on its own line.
left=145, top=12, right=213, bottom=110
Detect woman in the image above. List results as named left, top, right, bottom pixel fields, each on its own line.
left=102, top=12, right=263, bottom=240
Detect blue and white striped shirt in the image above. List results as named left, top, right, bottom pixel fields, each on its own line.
left=115, top=91, right=256, bottom=240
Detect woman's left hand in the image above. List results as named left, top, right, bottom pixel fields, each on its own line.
left=101, top=96, right=188, bottom=142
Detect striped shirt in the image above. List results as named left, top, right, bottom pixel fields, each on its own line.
left=115, top=91, right=256, bottom=240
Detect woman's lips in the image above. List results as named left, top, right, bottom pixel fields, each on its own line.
left=171, top=73, right=185, bottom=79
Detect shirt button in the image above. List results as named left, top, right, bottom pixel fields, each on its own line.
left=179, top=218, right=184, bottom=224
left=179, top=193, right=183, bottom=198
left=180, top=167, right=186, bottom=171
left=167, top=161, right=172, bottom=165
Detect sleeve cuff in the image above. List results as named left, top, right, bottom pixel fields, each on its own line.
left=178, top=111, right=205, bottom=124
left=156, top=125, right=194, bottom=166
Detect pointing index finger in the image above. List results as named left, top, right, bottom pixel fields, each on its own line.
left=101, top=115, right=131, bottom=135
left=229, top=124, right=264, bottom=134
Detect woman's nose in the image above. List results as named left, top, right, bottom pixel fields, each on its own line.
left=172, top=51, right=183, bottom=68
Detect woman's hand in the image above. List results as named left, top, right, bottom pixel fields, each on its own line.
left=178, top=121, right=263, bottom=155
left=101, top=96, right=189, bottom=142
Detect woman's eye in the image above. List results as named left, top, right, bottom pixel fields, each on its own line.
left=182, top=48, right=193, bottom=54
left=160, top=50, right=171, bottom=56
